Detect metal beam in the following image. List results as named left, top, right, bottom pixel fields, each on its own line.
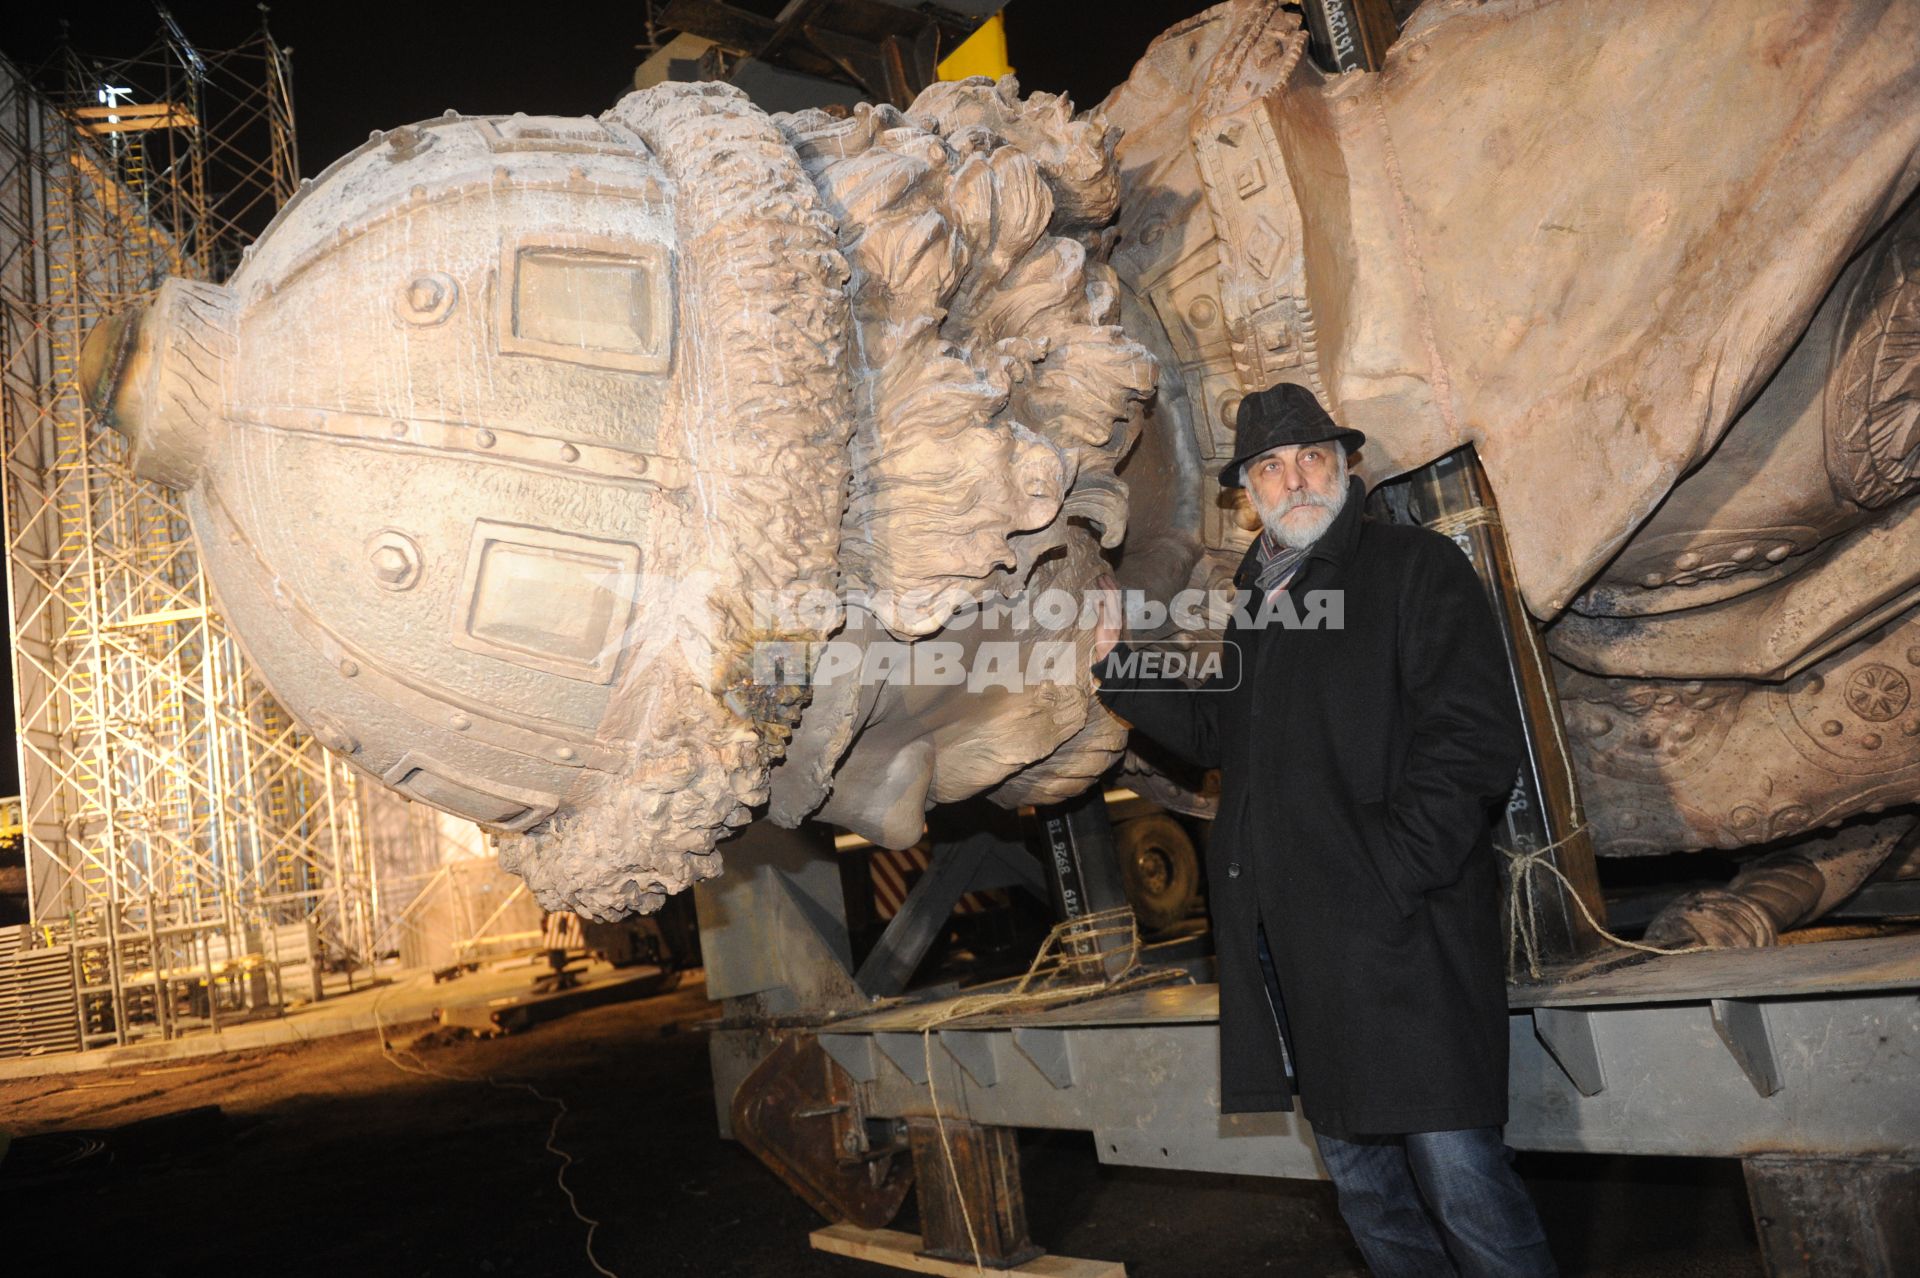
left=853, top=830, right=997, bottom=998
left=1031, top=788, right=1136, bottom=979
left=1743, top=1155, right=1920, bottom=1278
left=716, top=987, right=1920, bottom=1175
left=1403, top=449, right=1606, bottom=969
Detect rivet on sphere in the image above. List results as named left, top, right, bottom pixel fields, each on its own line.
left=559, top=443, right=581, bottom=462
left=450, top=713, right=472, bottom=731
left=475, top=429, right=497, bottom=448
left=1765, top=544, right=1792, bottom=562
left=406, top=276, right=443, bottom=312
left=339, top=659, right=359, bottom=678
left=371, top=545, right=410, bottom=583
left=556, top=746, right=578, bottom=761
left=1820, top=719, right=1842, bottom=737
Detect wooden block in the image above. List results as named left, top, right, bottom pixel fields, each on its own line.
left=809, top=1224, right=1127, bottom=1277
left=907, top=1117, right=1038, bottom=1266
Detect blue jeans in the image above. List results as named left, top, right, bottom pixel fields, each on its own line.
left=1313, top=1127, right=1557, bottom=1277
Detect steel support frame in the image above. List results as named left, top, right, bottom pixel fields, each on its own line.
left=717, top=989, right=1920, bottom=1184
left=0, top=27, right=401, bottom=1047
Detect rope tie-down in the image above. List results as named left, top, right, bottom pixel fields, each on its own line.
left=1501, top=832, right=1706, bottom=980
left=870, top=906, right=1185, bottom=1272
left=1415, top=502, right=1707, bottom=977
left=1424, top=502, right=1503, bottom=538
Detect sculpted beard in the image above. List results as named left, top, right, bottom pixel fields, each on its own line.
left=1248, top=446, right=1349, bottom=549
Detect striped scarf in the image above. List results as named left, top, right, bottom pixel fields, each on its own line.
left=1254, top=529, right=1310, bottom=599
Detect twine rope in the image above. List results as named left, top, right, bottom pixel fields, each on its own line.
left=870, top=906, right=1184, bottom=1272
left=1425, top=503, right=1503, bottom=538
left=1419, top=501, right=1705, bottom=977
left=1502, top=830, right=1706, bottom=979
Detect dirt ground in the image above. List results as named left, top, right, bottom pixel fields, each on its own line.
left=0, top=976, right=1761, bottom=1277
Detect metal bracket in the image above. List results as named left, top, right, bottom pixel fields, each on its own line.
left=940, top=1030, right=1000, bottom=1087
left=728, top=1034, right=913, bottom=1230
left=1011, top=1027, right=1078, bottom=1089
left=1532, top=1007, right=1607, bottom=1096
left=874, top=1031, right=932, bottom=1085
left=819, top=1032, right=879, bottom=1084
left=1711, top=998, right=1784, bottom=1098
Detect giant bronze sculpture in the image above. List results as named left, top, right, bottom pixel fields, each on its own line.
left=85, top=0, right=1920, bottom=943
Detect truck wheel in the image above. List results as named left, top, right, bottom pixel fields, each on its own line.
left=1115, top=814, right=1199, bottom=933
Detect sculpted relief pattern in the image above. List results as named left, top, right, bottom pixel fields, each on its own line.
left=88, top=0, right=1920, bottom=917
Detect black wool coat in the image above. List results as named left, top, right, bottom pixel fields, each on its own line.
left=1095, top=477, right=1524, bottom=1137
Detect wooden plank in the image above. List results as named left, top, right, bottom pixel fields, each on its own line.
left=830, top=935, right=1920, bottom=1039
left=810, top=1224, right=1126, bottom=1277
left=1506, top=934, right=1920, bottom=1009
left=828, top=982, right=1219, bottom=1034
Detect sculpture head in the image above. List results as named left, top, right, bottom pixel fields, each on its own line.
left=86, top=80, right=1154, bottom=917
left=84, top=97, right=858, bottom=916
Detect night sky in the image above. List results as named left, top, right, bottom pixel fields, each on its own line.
left=0, top=2, right=1216, bottom=798
left=5, top=2, right=1217, bottom=178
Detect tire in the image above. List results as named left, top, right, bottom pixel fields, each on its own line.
left=1114, top=814, right=1200, bottom=933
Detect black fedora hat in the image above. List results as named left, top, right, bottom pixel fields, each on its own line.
left=1217, top=382, right=1365, bottom=487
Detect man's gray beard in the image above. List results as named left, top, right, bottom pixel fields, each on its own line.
left=1250, top=454, right=1349, bottom=549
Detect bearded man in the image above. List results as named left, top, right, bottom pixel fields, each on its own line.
left=1091, top=383, right=1556, bottom=1276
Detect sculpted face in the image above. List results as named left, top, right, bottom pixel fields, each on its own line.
left=1243, top=442, right=1347, bottom=549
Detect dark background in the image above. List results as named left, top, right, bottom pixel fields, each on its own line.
left=3, top=1, right=1218, bottom=181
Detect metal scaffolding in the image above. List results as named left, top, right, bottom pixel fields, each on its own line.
left=0, top=15, right=378, bottom=1049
